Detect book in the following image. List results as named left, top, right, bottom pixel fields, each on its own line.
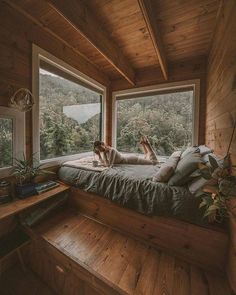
left=35, top=181, right=60, bottom=195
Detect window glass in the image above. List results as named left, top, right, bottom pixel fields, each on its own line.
left=116, top=90, right=193, bottom=156
left=39, top=68, right=102, bottom=160
left=0, top=118, right=13, bottom=168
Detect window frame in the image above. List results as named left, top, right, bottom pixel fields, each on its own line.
left=112, top=80, right=200, bottom=149
left=0, top=106, right=25, bottom=178
left=32, top=44, right=106, bottom=167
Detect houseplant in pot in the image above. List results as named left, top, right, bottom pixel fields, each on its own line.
left=12, top=154, right=55, bottom=199
left=196, top=119, right=236, bottom=223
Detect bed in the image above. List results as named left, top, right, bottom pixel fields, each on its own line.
left=58, top=159, right=206, bottom=226
left=58, top=156, right=228, bottom=272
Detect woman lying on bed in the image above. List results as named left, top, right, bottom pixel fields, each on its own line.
left=93, top=136, right=158, bottom=167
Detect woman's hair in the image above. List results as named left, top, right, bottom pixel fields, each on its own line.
left=93, top=141, right=105, bottom=151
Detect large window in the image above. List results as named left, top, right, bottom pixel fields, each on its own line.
left=0, top=107, right=25, bottom=177
left=0, top=118, right=13, bottom=168
left=36, top=54, right=103, bottom=162
left=116, top=89, right=194, bottom=156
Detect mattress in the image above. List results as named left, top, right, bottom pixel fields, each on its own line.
left=58, top=162, right=206, bottom=225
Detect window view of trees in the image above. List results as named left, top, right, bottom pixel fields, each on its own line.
left=0, top=118, right=13, bottom=168
left=39, top=69, right=102, bottom=160
left=117, top=91, right=193, bottom=156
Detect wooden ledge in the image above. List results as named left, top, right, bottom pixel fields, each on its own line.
left=0, top=183, right=70, bottom=221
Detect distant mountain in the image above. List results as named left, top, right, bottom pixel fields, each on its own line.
left=63, top=103, right=100, bottom=124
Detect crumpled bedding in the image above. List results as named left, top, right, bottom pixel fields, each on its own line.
left=58, top=163, right=206, bottom=225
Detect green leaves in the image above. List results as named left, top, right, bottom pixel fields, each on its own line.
left=11, top=153, right=55, bottom=185
left=223, top=154, right=231, bottom=169
left=208, top=154, right=219, bottom=171
left=198, top=163, right=212, bottom=180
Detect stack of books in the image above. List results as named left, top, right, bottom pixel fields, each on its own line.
left=35, top=181, right=60, bottom=194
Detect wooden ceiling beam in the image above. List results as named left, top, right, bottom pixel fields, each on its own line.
left=3, top=0, right=110, bottom=87
left=47, top=0, right=135, bottom=85
left=138, top=0, right=168, bottom=80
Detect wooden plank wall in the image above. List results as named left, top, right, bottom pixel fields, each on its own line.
left=205, top=0, right=236, bottom=162
left=0, top=2, right=111, bottom=157
left=205, top=0, right=236, bottom=292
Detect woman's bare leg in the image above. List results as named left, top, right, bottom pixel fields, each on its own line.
left=143, top=136, right=158, bottom=161
left=140, top=136, right=148, bottom=158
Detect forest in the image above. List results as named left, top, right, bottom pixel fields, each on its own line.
left=0, top=71, right=193, bottom=167
left=0, top=118, right=13, bottom=168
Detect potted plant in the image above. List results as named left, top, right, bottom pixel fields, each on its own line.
left=196, top=154, right=236, bottom=223
left=196, top=120, right=236, bottom=223
left=12, top=154, right=55, bottom=199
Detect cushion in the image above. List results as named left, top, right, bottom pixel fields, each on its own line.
left=152, top=151, right=181, bottom=183
left=198, top=145, right=213, bottom=156
left=188, top=177, right=208, bottom=194
left=181, top=146, right=200, bottom=159
left=168, top=152, right=202, bottom=186
left=202, top=152, right=222, bottom=166
left=181, top=145, right=212, bottom=159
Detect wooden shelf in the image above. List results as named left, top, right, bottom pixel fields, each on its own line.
left=0, top=183, right=70, bottom=221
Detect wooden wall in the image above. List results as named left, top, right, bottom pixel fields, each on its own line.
left=205, top=0, right=236, bottom=292
left=0, top=2, right=111, bottom=158
left=205, top=0, right=236, bottom=162
left=0, top=1, right=208, bottom=155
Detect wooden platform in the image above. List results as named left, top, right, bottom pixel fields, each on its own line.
left=0, top=183, right=70, bottom=221
left=69, top=188, right=229, bottom=273
left=25, top=210, right=231, bottom=295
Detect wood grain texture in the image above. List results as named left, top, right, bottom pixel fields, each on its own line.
left=138, top=0, right=168, bottom=80
left=24, top=210, right=231, bottom=295
left=86, top=0, right=220, bottom=70
left=205, top=1, right=236, bottom=290
left=0, top=1, right=109, bottom=160
left=0, top=183, right=70, bottom=221
left=69, top=188, right=228, bottom=273
left=48, top=0, right=135, bottom=85
left=1, top=0, right=220, bottom=81
left=227, top=198, right=236, bottom=293
left=205, top=0, right=236, bottom=160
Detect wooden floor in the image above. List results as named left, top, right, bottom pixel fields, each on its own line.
left=0, top=264, right=55, bottom=295
left=32, top=211, right=231, bottom=295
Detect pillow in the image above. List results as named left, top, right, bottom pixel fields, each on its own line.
left=188, top=177, right=208, bottom=194
left=198, top=145, right=213, bottom=156
left=168, top=152, right=202, bottom=186
left=152, top=151, right=181, bottom=183
left=181, top=146, right=200, bottom=159
left=202, top=152, right=223, bottom=168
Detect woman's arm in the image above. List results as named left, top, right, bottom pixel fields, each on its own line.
left=100, top=151, right=110, bottom=167
left=94, top=150, right=103, bottom=164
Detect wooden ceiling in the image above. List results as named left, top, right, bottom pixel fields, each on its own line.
left=4, top=0, right=221, bottom=84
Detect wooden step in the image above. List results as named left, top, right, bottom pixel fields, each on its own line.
left=69, top=188, right=229, bottom=273
left=24, top=210, right=231, bottom=295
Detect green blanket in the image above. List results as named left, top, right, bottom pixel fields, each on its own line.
left=59, top=164, right=206, bottom=225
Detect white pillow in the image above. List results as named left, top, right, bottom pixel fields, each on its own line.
left=153, top=151, right=181, bottom=183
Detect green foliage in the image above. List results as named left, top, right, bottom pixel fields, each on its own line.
left=116, top=92, right=193, bottom=155
left=196, top=156, right=236, bottom=223
left=0, top=118, right=13, bottom=168
left=12, top=153, right=55, bottom=185
left=39, top=73, right=101, bottom=160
